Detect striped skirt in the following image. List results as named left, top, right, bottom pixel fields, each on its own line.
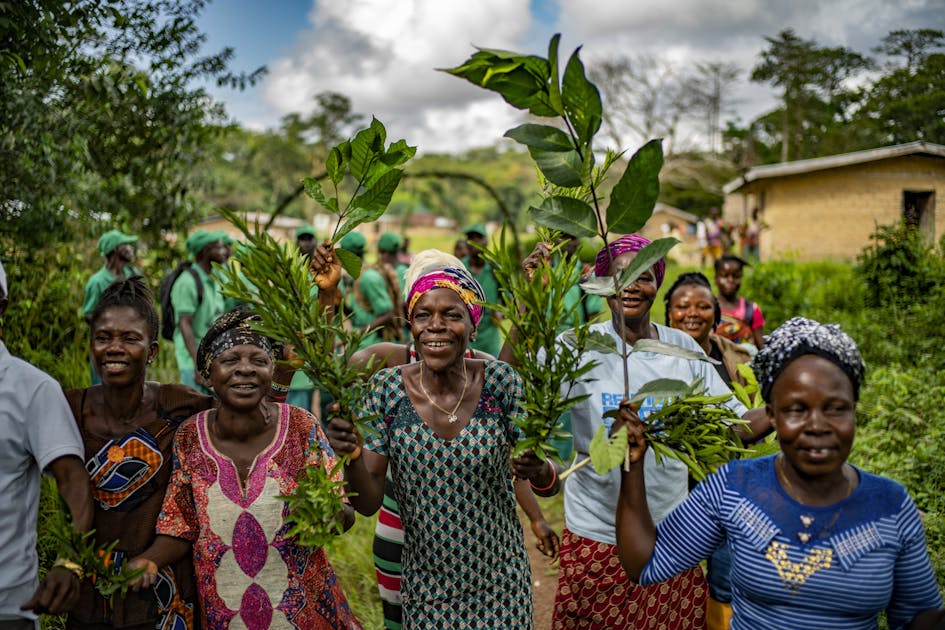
left=373, top=478, right=404, bottom=630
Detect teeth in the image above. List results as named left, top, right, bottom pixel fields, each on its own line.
left=103, top=362, right=125, bottom=368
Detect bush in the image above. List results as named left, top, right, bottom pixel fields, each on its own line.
left=855, top=222, right=943, bottom=308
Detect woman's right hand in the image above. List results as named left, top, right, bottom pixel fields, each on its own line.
left=324, top=404, right=363, bottom=461
left=310, top=243, right=342, bottom=292
left=612, top=400, right=647, bottom=466
left=521, top=242, right=552, bottom=282
left=124, top=557, right=158, bottom=592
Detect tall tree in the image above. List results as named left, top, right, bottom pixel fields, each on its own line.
left=691, top=61, right=741, bottom=154
left=750, top=28, right=870, bottom=161
left=0, top=0, right=263, bottom=250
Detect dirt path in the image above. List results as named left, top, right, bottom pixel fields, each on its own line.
left=519, top=512, right=560, bottom=629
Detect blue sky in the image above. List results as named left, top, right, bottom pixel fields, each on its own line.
left=196, top=0, right=943, bottom=154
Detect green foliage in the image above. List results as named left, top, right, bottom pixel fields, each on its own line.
left=1, top=0, right=264, bottom=250
left=589, top=380, right=749, bottom=481
left=485, top=233, right=597, bottom=463
left=855, top=221, right=943, bottom=308
left=301, top=118, right=415, bottom=277
left=280, top=462, right=350, bottom=549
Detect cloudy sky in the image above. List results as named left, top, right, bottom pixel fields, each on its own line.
left=198, top=0, right=943, bottom=154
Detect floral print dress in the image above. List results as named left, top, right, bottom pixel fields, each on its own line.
left=157, top=404, right=360, bottom=630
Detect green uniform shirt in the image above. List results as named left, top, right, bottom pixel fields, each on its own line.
left=347, top=267, right=393, bottom=349
left=171, top=264, right=225, bottom=371
left=82, top=265, right=136, bottom=317
left=561, top=268, right=603, bottom=332
left=395, top=262, right=408, bottom=291
left=463, top=259, right=502, bottom=357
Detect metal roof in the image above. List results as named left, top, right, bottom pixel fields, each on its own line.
left=723, top=141, right=945, bottom=194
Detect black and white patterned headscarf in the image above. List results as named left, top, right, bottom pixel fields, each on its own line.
left=752, top=316, right=865, bottom=403
left=196, top=306, right=275, bottom=381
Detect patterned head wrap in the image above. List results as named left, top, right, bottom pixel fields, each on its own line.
left=402, top=249, right=465, bottom=300
left=406, top=266, right=486, bottom=326
left=196, top=306, right=275, bottom=381
left=594, top=233, right=666, bottom=288
left=752, top=316, right=865, bottom=403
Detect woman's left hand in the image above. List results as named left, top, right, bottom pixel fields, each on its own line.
left=310, top=243, right=342, bottom=292
left=530, top=519, right=560, bottom=560
left=612, top=400, right=647, bottom=466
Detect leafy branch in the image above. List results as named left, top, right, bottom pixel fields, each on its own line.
left=46, top=504, right=144, bottom=601
left=300, top=117, right=415, bottom=278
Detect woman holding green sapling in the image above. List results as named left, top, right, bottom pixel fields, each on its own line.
left=615, top=317, right=944, bottom=629
left=327, top=254, right=557, bottom=629
left=346, top=249, right=560, bottom=630
left=549, top=234, right=768, bottom=630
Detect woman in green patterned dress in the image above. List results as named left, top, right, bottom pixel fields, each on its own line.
left=327, top=261, right=558, bottom=629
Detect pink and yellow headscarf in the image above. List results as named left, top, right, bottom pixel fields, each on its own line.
left=406, top=267, right=485, bottom=326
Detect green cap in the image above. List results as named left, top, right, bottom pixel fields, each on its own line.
left=295, top=224, right=317, bottom=239
left=338, top=231, right=366, bottom=256
left=377, top=231, right=402, bottom=253
left=464, top=223, right=488, bottom=238
left=97, top=229, right=138, bottom=256
left=185, top=229, right=223, bottom=257
left=220, top=231, right=237, bottom=245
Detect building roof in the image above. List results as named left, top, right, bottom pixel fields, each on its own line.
left=651, top=202, right=698, bottom=225
left=723, top=141, right=945, bottom=194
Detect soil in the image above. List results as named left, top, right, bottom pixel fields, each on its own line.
left=519, top=512, right=561, bottom=630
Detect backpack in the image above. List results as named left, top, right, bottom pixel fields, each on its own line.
left=159, top=262, right=203, bottom=341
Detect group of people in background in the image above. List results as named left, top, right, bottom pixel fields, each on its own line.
left=1, top=219, right=942, bottom=630
left=697, top=207, right=762, bottom=268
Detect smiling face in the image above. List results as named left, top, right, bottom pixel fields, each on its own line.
left=606, top=251, right=658, bottom=322
left=769, top=354, right=856, bottom=482
left=210, top=343, right=273, bottom=412
left=410, top=288, right=474, bottom=371
left=668, top=284, right=716, bottom=346
left=92, top=305, right=158, bottom=385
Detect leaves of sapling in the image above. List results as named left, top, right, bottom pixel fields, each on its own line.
left=547, top=33, right=563, bottom=114
left=529, top=196, right=598, bottom=238
left=325, top=146, right=344, bottom=185
left=349, top=123, right=379, bottom=181
left=584, top=237, right=680, bottom=296
left=626, top=378, right=691, bottom=405
left=562, top=329, right=620, bottom=355
left=562, top=48, right=602, bottom=145
left=302, top=177, right=328, bottom=208
left=589, top=424, right=628, bottom=475
left=504, top=124, right=573, bottom=151
left=607, top=139, right=664, bottom=234
left=530, top=147, right=585, bottom=187
left=632, top=338, right=720, bottom=364
left=334, top=247, right=363, bottom=279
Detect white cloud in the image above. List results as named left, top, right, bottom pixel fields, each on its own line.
left=261, top=0, right=534, bottom=152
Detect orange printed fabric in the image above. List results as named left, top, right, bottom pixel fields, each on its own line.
left=552, top=528, right=707, bottom=629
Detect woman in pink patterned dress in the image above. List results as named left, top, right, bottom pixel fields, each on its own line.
left=127, top=307, right=360, bottom=629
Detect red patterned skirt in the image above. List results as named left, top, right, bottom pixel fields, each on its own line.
left=552, top=528, right=707, bottom=629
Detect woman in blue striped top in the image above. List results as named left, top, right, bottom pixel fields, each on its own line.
left=615, top=317, right=944, bottom=629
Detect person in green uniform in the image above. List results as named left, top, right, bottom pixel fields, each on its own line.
left=284, top=224, right=321, bottom=412
left=82, top=229, right=139, bottom=384
left=170, top=229, right=227, bottom=393
left=461, top=223, right=503, bottom=357
left=379, top=231, right=408, bottom=289
left=377, top=231, right=408, bottom=341
left=339, top=231, right=394, bottom=349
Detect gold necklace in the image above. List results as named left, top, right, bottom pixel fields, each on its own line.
left=777, top=455, right=852, bottom=544
left=418, top=359, right=468, bottom=424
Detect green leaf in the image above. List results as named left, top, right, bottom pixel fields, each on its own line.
left=562, top=47, right=602, bottom=145
left=607, top=139, right=664, bottom=234
left=325, top=146, right=344, bottom=185
left=589, top=424, right=628, bottom=475
left=350, top=170, right=403, bottom=217
left=369, top=117, right=387, bottom=150
left=562, top=328, right=620, bottom=354
left=441, top=50, right=556, bottom=116
left=628, top=378, right=690, bottom=404
left=504, top=123, right=573, bottom=151
left=632, top=338, right=720, bottom=364
left=612, top=237, right=680, bottom=292
left=528, top=196, right=597, bottom=237
left=529, top=147, right=584, bottom=187
left=335, top=247, right=363, bottom=279
left=547, top=33, right=563, bottom=115
left=302, top=177, right=328, bottom=208
left=349, top=123, right=378, bottom=180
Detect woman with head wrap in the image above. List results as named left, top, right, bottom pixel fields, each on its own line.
left=615, top=317, right=944, bottom=629
left=342, top=250, right=560, bottom=630
left=326, top=251, right=556, bottom=628
left=126, top=306, right=361, bottom=629
left=548, top=234, right=769, bottom=629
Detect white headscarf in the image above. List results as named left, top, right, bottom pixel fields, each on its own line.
left=402, top=249, right=465, bottom=301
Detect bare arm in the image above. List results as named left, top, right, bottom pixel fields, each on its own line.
left=906, top=609, right=945, bottom=629
left=735, top=407, right=772, bottom=445
left=20, top=455, right=93, bottom=615
left=513, top=478, right=560, bottom=559
left=613, top=403, right=657, bottom=581
left=324, top=416, right=388, bottom=515
left=752, top=326, right=764, bottom=350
